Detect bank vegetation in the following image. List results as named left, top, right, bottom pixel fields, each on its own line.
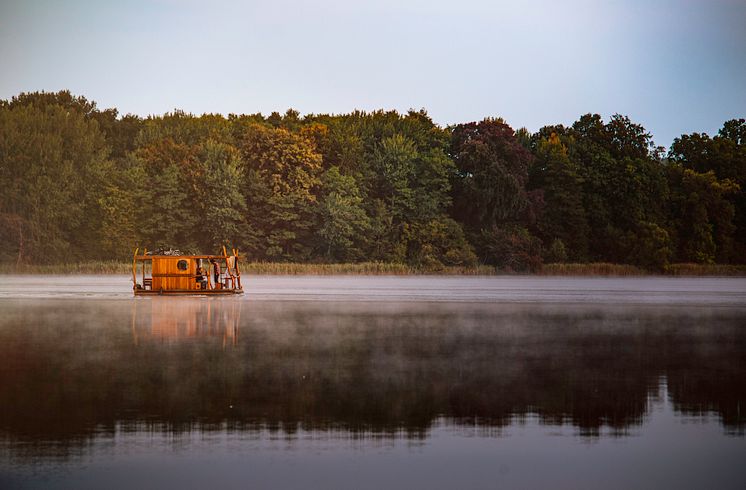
left=2, top=261, right=744, bottom=277
left=1, top=91, right=744, bottom=273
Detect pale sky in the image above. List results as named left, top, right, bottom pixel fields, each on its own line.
left=1, top=0, right=744, bottom=147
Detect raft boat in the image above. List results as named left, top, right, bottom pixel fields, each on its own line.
left=132, top=247, right=243, bottom=296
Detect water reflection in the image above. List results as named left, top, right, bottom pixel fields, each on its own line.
left=131, top=298, right=240, bottom=346
left=0, top=299, right=744, bottom=463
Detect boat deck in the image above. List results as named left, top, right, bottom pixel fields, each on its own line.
left=134, top=288, right=243, bottom=296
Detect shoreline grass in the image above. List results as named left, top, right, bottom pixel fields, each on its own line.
left=537, top=262, right=746, bottom=276
left=539, top=263, right=646, bottom=276
left=0, top=261, right=497, bottom=276
left=1, top=261, right=744, bottom=276
left=662, top=263, right=746, bottom=276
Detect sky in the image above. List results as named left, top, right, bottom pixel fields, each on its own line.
left=1, top=0, right=745, bottom=148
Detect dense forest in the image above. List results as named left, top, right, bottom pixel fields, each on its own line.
left=1, top=90, right=744, bottom=270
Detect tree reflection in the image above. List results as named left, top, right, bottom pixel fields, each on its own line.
left=0, top=300, right=744, bottom=460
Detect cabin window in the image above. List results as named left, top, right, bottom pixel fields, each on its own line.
left=177, top=260, right=188, bottom=271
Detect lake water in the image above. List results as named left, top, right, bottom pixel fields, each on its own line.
left=1, top=275, right=745, bottom=489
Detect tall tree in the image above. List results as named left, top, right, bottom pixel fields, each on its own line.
left=316, top=167, right=370, bottom=261
left=0, top=103, right=109, bottom=263
left=667, top=167, right=739, bottom=263
left=238, top=124, right=322, bottom=261
left=371, top=134, right=418, bottom=225
left=569, top=114, right=669, bottom=266
left=450, top=119, right=539, bottom=268
left=132, top=138, right=200, bottom=251
left=531, top=132, right=589, bottom=260
left=198, top=140, right=247, bottom=252
left=670, top=121, right=746, bottom=261
left=97, top=161, right=145, bottom=259
left=450, top=118, right=534, bottom=232
left=2, top=90, right=142, bottom=160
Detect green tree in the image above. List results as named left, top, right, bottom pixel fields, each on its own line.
left=0, top=103, right=109, bottom=263
left=2, top=90, right=142, bottom=160
left=719, top=118, right=746, bottom=146
left=670, top=121, right=746, bottom=261
left=317, top=167, right=370, bottom=261
left=626, top=221, right=672, bottom=270
left=132, top=138, right=200, bottom=251
left=569, top=114, right=668, bottom=265
left=371, top=135, right=418, bottom=223
left=137, top=110, right=233, bottom=148
left=667, top=168, right=739, bottom=263
left=545, top=238, right=568, bottom=263
left=198, top=140, right=247, bottom=251
left=238, top=124, right=322, bottom=260
left=531, top=132, right=589, bottom=260
left=98, top=163, right=145, bottom=259
left=367, top=133, right=456, bottom=262
left=406, top=217, right=477, bottom=268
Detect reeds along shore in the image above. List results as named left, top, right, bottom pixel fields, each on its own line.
left=0, top=261, right=744, bottom=276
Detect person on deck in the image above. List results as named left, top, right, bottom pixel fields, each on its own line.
left=195, top=264, right=207, bottom=289
left=209, top=258, right=221, bottom=289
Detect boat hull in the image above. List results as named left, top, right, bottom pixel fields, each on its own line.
left=134, top=289, right=244, bottom=296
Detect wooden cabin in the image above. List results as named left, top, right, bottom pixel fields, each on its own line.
left=132, top=247, right=243, bottom=295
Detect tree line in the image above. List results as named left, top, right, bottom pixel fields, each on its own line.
left=1, top=90, right=744, bottom=270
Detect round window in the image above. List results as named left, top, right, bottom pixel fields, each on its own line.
left=177, top=260, right=188, bottom=271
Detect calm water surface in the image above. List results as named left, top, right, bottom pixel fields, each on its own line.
left=0, top=276, right=745, bottom=489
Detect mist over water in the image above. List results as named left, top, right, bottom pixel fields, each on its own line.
left=0, top=276, right=745, bottom=489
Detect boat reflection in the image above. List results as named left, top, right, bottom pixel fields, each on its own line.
left=131, top=298, right=240, bottom=346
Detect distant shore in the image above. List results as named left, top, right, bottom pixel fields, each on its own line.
left=1, top=261, right=745, bottom=276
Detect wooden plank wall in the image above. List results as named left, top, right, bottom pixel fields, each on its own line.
left=151, top=257, right=196, bottom=291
